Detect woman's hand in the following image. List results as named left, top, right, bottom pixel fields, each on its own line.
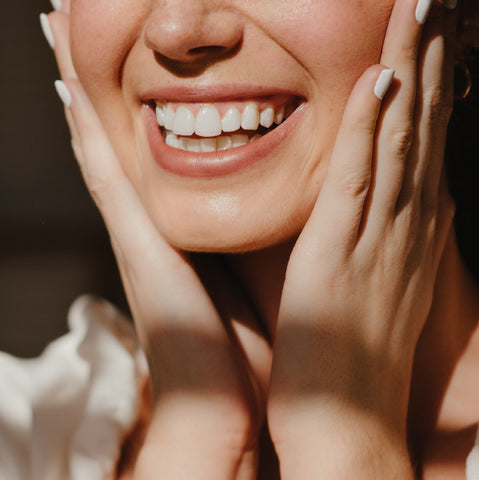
left=42, top=2, right=272, bottom=479
left=268, top=0, right=456, bottom=477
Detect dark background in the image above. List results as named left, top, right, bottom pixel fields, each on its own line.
left=0, top=1, right=126, bottom=357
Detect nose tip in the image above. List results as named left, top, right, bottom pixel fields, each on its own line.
left=143, top=2, right=243, bottom=66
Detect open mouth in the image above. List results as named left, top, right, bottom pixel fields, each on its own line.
left=154, top=95, right=301, bottom=153
left=142, top=90, right=306, bottom=177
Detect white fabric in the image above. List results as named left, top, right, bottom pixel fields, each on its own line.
left=0, top=296, right=147, bottom=480
left=0, top=295, right=477, bottom=479
left=467, top=428, right=479, bottom=480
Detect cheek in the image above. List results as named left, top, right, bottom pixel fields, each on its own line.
left=267, top=0, right=394, bottom=98
left=70, top=0, right=148, bottom=104
left=70, top=1, right=151, bottom=185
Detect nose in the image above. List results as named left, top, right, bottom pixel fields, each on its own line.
left=143, top=0, right=243, bottom=69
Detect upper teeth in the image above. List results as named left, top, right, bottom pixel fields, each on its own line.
left=156, top=102, right=288, bottom=138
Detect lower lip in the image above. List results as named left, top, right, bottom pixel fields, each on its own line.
left=143, top=103, right=305, bottom=178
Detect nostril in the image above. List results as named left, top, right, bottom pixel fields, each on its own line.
left=154, top=40, right=243, bottom=77
left=188, top=45, right=228, bottom=56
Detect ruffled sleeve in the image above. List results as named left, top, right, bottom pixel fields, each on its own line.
left=0, top=295, right=148, bottom=480
left=467, top=427, right=479, bottom=480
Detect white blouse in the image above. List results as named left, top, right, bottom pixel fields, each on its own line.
left=0, top=296, right=147, bottom=480
left=468, top=431, right=479, bottom=480
left=0, top=296, right=478, bottom=479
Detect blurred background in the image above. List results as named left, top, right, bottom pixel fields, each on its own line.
left=0, top=1, right=126, bottom=357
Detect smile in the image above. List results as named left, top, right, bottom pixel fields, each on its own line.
left=142, top=89, right=305, bottom=178
left=155, top=96, right=298, bottom=152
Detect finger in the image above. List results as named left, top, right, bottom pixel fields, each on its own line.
left=432, top=171, right=455, bottom=270
left=419, top=6, right=456, bottom=209
left=59, top=78, right=217, bottom=360
left=40, top=10, right=77, bottom=80
left=57, top=80, right=262, bottom=479
left=50, top=0, right=70, bottom=14
left=295, top=66, right=394, bottom=260
left=49, top=0, right=62, bottom=12
left=369, top=0, right=433, bottom=223
left=394, top=5, right=447, bottom=210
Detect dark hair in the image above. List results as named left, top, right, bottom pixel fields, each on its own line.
left=446, top=14, right=479, bottom=285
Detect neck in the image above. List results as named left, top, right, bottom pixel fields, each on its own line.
left=224, top=239, right=295, bottom=341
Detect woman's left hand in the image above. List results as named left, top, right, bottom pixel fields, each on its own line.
left=268, top=0, right=456, bottom=477
left=44, top=3, right=273, bottom=479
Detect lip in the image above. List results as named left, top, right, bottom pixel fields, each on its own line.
left=141, top=86, right=306, bottom=178
left=140, top=84, right=304, bottom=104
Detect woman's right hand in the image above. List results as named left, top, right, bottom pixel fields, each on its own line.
left=43, top=3, right=272, bottom=479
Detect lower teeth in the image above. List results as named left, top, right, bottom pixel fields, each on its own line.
left=163, top=131, right=265, bottom=152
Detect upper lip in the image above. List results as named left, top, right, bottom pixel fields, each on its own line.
left=139, top=84, right=305, bottom=104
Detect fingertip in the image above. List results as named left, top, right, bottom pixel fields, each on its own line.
left=39, top=13, right=55, bottom=49
left=54, top=79, right=72, bottom=108
left=374, top=68, right=395, bottom=100
left=348, top=65, right=394, bottom=105
left=416, top=0, right=433, bottom=25
left=50, top=0, right=62, bottom=11
left=47, top=10, right=78, bottom=80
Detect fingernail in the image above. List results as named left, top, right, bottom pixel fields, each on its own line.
left=374, top=69, right=395, bottom=100
left=50, top=0, right=62, bottom=11
left=445, top=0, right=457, bottom=9
left=415, top=0, right=433, bottom=24
left=55, top=80, right=72, bottom=108
left=39, top=13, right=54, bottom=49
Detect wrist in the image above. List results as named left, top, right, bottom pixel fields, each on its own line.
left=272, top=407, right=414, bottom=480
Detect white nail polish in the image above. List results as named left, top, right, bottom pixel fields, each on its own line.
left=54, top=80, right=72, bottom=108
left=415, top=0, right=433, bottom=24
left=374, top=69, right=395, bottom=100
left=50, top=0, right=62, bottom=11
left=40, top=13, right=55, bottom=49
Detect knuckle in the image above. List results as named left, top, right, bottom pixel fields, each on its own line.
left=84, top=172, right=110, bottom=207
left=348, top=111, right=377, bottom=136
left=389, top=125, right=414, bottom=157
left=398, top=44, right=418, bottom=64
left=339, top=168, right=371, bottom=198
left=423, top=85, right=453, bottom=122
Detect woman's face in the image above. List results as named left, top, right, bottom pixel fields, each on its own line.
left=70, top=0, right=394, bottom=252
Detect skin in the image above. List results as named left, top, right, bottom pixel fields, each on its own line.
left=43, top=0, right=479, bottom=479
left=67, top=0, right=393, bottom=252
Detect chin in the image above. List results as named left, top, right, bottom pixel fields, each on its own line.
left=156, top=214, right=304, bottom=254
